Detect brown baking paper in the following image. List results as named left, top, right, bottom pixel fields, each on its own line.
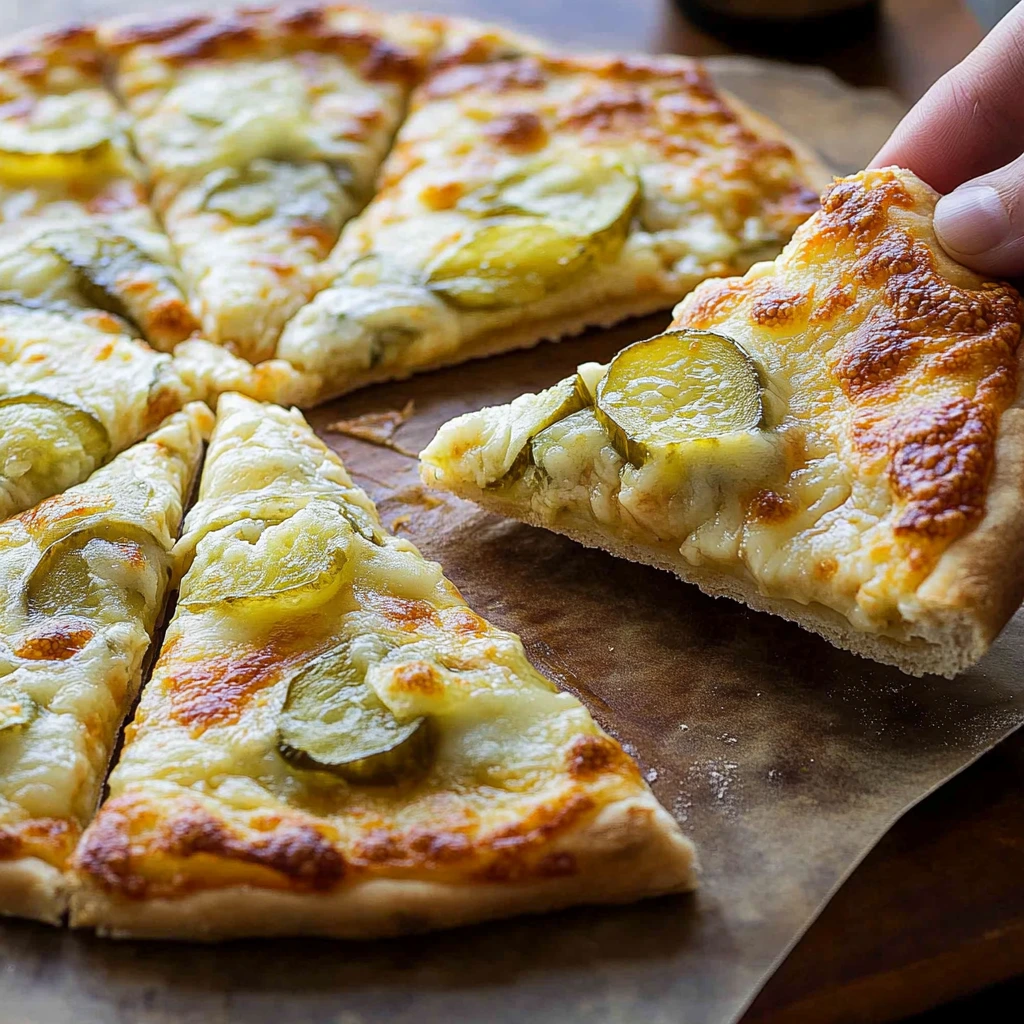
left=1, top=17, right=1022, bottom=1024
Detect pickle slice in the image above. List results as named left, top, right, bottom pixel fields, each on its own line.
left=428, top=154, right=640, bottom=310
left=595, top=328, right=764, bottom=464
left=0, top=392, right=111, bottom=493
left=0, top=117, right=115, bottom=183
left=35, top=229, right=169, bottom=331
left=278, top=643, right=433, bottom=784
left=492, top=376, right=589, bottom=485
left=0, top=692, right=37, bottom=735
left=200, top=159, right=347, bottom=234
left=178, top=502, right=353, bottom=614
left=25, top=522, right=163, bottom=619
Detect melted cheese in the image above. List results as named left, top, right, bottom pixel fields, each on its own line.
left=0, top=405, right=205, bottom=865
left=0, top=28, right=198, bottom=349
left=102, top=8, right=438, bottom=362
left=0, top=304, right=198, bottom=520
left=421, top=169, right=1024, bottom=641
left=75, top=394, right=671, bottom=896
left=277, top=27, right=822, bottom=390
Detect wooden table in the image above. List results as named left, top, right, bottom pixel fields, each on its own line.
left=6, top=2, right=1020, bottom=1022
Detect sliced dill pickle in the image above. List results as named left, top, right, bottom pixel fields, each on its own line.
left=491, top=376, right=588, bottom=485
left=200, top=159, right=347, bottom=234
left=595, top=328, right=764, bottom=464
left=574, top=361, right=607, bottom=405
left=428, top=154, right=640, bottom=310
left=35, top=228, right=170, bottom=330
left=0, top=691, right=37, bottom=735
left=25, top=522, right=163, bottom=618
left=178, top=502, right=353, bottom=614
left=0, top=392, right=111, bottom=488
left=0, top=122, right=115, bottom=183
left=278, top=643, right=433, bottom=784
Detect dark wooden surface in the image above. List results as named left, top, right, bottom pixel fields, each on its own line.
left=4, top=2, right=1019, bottom=1023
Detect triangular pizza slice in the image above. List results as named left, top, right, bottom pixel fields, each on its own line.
left=100, top=6, right=439, bottom=363
left=0, top=25, right=199, bottom=349
left=421, top=169, right=1024, bottom=678
left=69, top=393, right=694, bottom=939
left=276, top=19, right=828, bottom=399
left=0, top=403, right=209, bottom=923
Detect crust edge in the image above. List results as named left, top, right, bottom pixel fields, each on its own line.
left=67, top=796, right=696, bottom=940
left=0, top=857, right=65, bottom=925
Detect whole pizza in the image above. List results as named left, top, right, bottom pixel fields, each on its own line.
left=0, top=4, right=1021, bottom=938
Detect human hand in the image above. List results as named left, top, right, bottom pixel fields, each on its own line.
left=872, top=2, right=1024, bottom=277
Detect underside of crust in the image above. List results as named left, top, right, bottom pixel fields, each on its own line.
left=0, top=857, right=66, bottom=925
left=427, top=482, right=989, bottom=679
left=67, top=798, right=696, bottom=940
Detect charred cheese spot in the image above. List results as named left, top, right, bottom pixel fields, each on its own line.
left=15, top=618, right=95, bottom=661
left=420, top=180, right=464, bottom=211
left=104, top=14, right=208, bottom=49
left=19, top=493, right=114, bottom=538
left=814, top=557, right=839, bottom=581
left=749, top=282, right=810, bottom=328
left=424, top=58, right=546, bottom=101
left=362, top=592, right=442, bottom=632
left=392, top=660, right=444, bottom=696
left=440, top=606, right=487, bottom=636
left=747, top=489, right=796, bottom=524
left=816, top=170, right=913, bottom=244
left=160, top=810, right=345, bottom=891
left=166, top=638, right=305, bottom=731
left=565, top=734, right=635, bottom=780
left=0, top=818, right=78, bottom=867
left=809, top=283, right=855, bottom=325
left=560, top=87, right=648, bottom=133
left=888, top=397, right=997, bottom=540
left=483, top=109, right=547, bottom=151
left=677, top=278, right=747, bottom=328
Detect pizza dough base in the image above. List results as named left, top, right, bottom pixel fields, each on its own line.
left=68, top=796, right=695, bottom=940
left=0, top=857, right=65, bottom=925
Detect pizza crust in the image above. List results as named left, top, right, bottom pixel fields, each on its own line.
left=68, top=796, right=695, bottom=940
left=0, top=857, right=65, bottom=925
left=425, top=425, right=1024, bottom=680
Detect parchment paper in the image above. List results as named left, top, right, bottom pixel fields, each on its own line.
left=1, top=11, right=1022, bottom=1024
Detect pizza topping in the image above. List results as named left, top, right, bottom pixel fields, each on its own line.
left=595, top=328, right=765, bottom=464
left=0, top=93, right=118, bottom=183
left=0, top=691, right=37, bottom=735
left=31, top=228, right=179, bottom=334
left=178, top=502, right=353, bottom=614
left=277, top=643, right=434, bottom=785
left=25, top=522, right=163, bottom=619
left=199, top=159, right=349, bottom=237
left=0, top=392, right=110, bottom=492
left=426, top=153, right=640, bottom=310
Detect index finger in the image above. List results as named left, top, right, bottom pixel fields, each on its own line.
left=871, top=3, right=1024, bottom=193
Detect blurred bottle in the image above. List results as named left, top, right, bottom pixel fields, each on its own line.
left=675, top=0, right=880, bottom=57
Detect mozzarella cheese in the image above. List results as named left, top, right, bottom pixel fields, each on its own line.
left=277, top=24, right=823, bottom=393
left=72, top=394, right=687, bottom=903
left=101, top=8, right=439, bottom=362
left=421, top=169, right=1024, bottom=647
left=0, top=405, right=206, bottom=872
left=0, top=26, right=198, bottom=349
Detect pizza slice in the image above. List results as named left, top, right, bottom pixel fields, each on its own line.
left=0, top=403, right=209, bottom=923
left=420, top=168, right=1024, bottom=678
left=68, top=393, right=694, bottom=939
left=100, top=6, right=439, bottom=363
left=276, top=19, right=828, bottom=400
left=0, top=25, right=199, bottom=349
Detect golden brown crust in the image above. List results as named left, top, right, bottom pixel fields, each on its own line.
left=0, top=23, right=103, bottom=88
left=0, top=857, right=65, bottom=925
left=69, top=796, right=695, bottom=939
left=101, top=4, right=433, bottom=83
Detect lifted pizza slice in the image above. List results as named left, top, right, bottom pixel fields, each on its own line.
left=0, top=404, right=209, bottom=923
left=0, top=25, right=198, bottom=348
left=421, top=168, right=1024, bottom=678
left=100, top=6, right=439, bottom=363
left=69, top=393, right=694, bottom=939
left=276, top=19, right=828, bottom=399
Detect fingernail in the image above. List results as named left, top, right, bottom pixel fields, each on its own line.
left=934, top=185, right=1011, bottom=255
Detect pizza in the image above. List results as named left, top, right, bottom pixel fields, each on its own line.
left=420, top=168, right=1024, bottom=678
left=0, top=404, right=209, bottom=923
left=276, top=19, right=828, bottom=400
left=100, top=6, right=439, bottom=363
left=67, top=394, right=695, bottom=939
left=0, top=25, right=199, bottom=349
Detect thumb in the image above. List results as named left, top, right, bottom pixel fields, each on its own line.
left=933, top=152, right=1024, bottom=278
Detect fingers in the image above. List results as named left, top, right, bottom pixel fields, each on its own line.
left=934, top=150, right=1024, bottom=276
left=871, top=4, right=1024, bottom=193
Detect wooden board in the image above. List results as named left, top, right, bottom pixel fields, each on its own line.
left=4, top=3, right=1022, bottom=1024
